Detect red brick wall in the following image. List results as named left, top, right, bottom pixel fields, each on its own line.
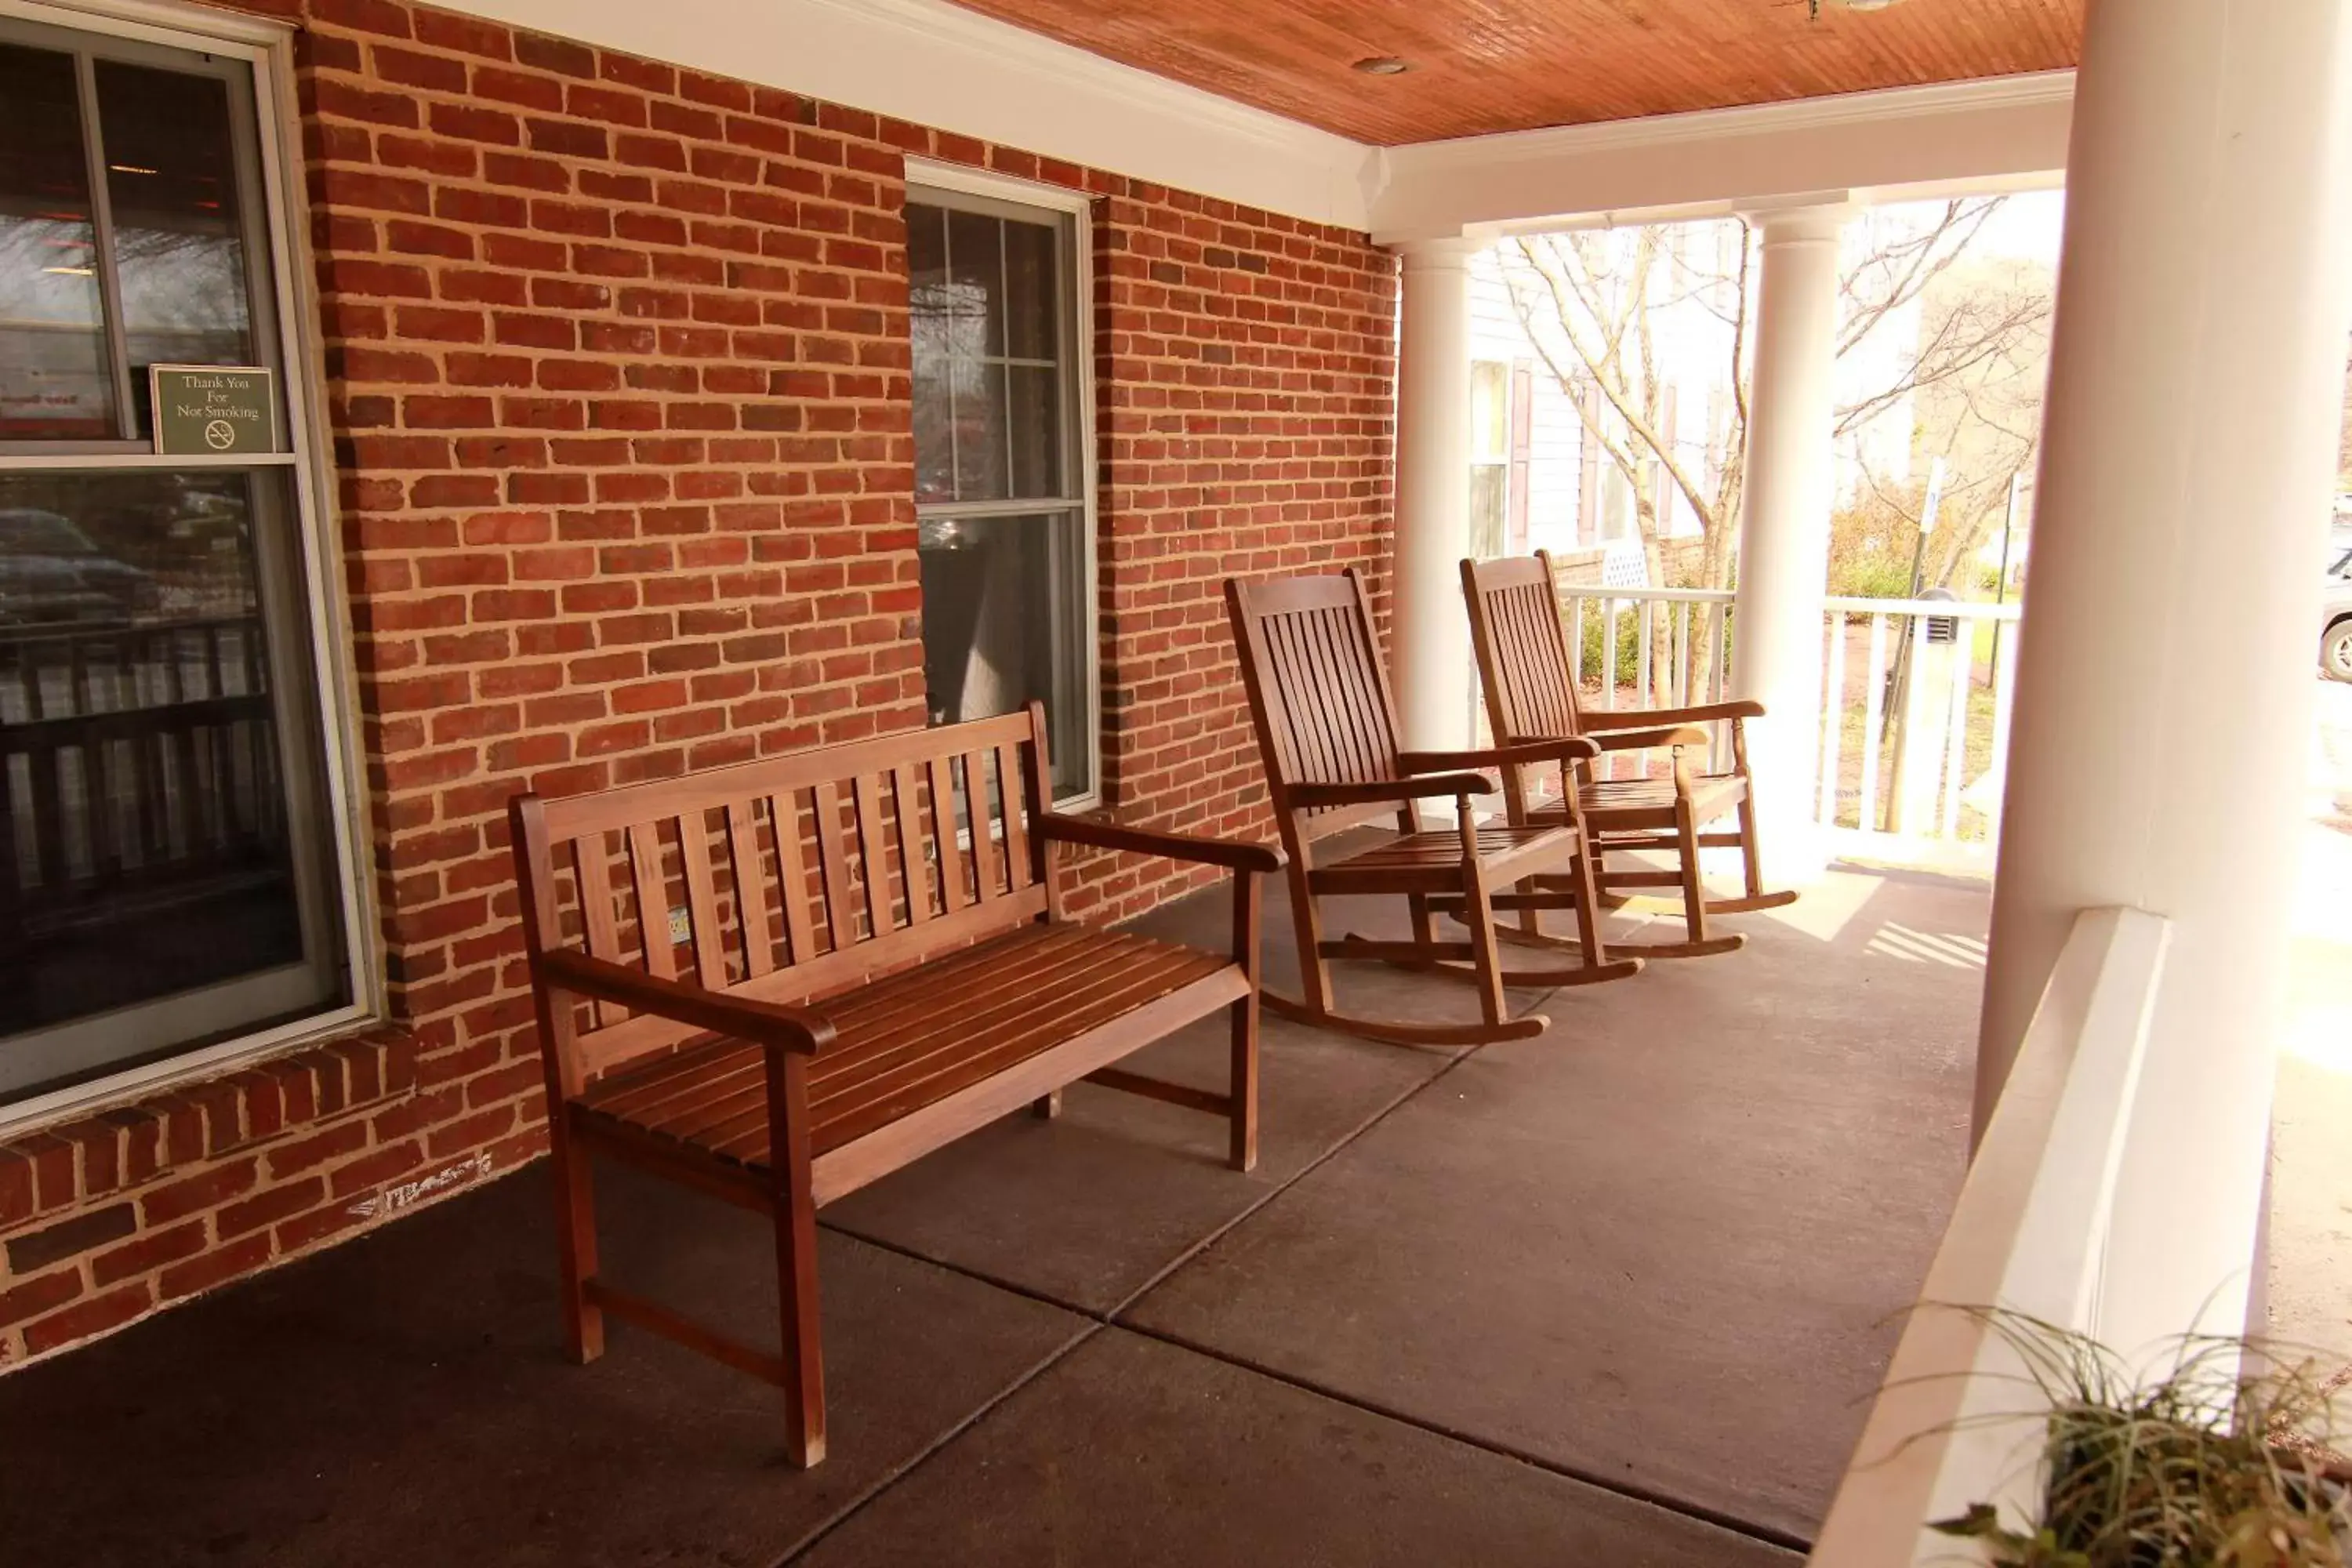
left=0, top=0, right=1395, bottom=1370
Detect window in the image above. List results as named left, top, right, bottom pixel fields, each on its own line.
left=1468, top=360, right=1509, bottom=559
left=0, top=9, right=358, bottom=1114
left=906, top=165, right=1096, bottom=804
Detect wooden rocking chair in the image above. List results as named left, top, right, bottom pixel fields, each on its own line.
left=1225, top=568, right=1641, bottom=1050
left=1461, top=550, right=1797, bottom=961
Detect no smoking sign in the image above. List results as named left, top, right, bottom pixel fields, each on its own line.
left=151, top=365, right=278, bottom=457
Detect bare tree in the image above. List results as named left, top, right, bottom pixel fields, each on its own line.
left=1848, top=252, right=2056, bottom=593
left=1502, top=198, right=2036, bottom=595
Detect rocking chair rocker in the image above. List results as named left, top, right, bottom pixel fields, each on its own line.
left=1224, top=568, right=1641, bottom=1051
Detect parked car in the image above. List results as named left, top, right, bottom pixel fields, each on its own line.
left=0, top=509, right=158, bottom=628
left=2325, top=546, right=2352, bottom=683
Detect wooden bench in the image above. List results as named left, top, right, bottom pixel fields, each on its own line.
left=507, top=704, right=1280, bottom=1468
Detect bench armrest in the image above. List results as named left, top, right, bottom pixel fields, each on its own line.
left=534, top=947, right=835, bottom=1055
left=1585, top=724, right=1711, bottom=753
left=1581, top=699, right=1763, bottom=731
left=1039, top=814, right=1285, bottom=873
left=1289, top=773, right=1496, bottom=808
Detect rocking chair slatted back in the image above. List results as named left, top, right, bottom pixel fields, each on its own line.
left=1462, top=550, right=1584, bottom=746
left=1225, top=569, right=1406, bottom=841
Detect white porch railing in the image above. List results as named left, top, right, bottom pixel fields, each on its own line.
left=1552, top=586, right=2024, bottom=871
left=1807, top=906, right=2175, bottom=1566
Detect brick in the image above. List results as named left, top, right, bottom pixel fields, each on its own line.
left=0, top=1269, right=81, bottom=1329
left=4, top=1202, right=135, bottom=1276
left=158, top=1233, right=272, bottom=1303
left=21, top=1283, right=151, bottom=1355
left=89, top=1220, right=208, bottom=1288
left=140, top=1159, right=259, bottom=1226
left=216, top=1178, right=328, bottom=1240
left=0, top=1149, right=33, bottom=1231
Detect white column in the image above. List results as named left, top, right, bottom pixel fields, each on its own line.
left=1730, top=201, right=1850, bottom=887
left=1977, top=0, right=2352, bottom=1356
left=1392, top=239, right=1476, bottom=753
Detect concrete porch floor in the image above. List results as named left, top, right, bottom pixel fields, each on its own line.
left=0, top=852, right=1995, bottom=1567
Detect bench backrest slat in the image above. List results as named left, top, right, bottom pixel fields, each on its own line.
left=513, top=710, right=1054, bottom=1090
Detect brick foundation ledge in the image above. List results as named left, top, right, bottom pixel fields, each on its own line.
left=0, top=1028, right=531, bottom=1370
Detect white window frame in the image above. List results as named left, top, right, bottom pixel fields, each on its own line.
left=0, top=0, right=377, bottom=1136
left=903, top=158, right=1102, bottom=813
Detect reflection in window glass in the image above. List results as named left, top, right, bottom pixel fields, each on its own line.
left=98, top=60, right=256, bottom=433
left=0, top=44, right=114, bottom=439
left=909, top=192, right=1087, bottom=799
left=1002, top=220, right=1057, bottom=361
left=916, top=510, right=1087, bottom=798
left=0, top=469, right=342, bottom=1058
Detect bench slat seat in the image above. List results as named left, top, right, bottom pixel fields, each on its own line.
left=1521, top=772, right=1749, bottom=829
left=578, top=924, right=1236, bottom=1171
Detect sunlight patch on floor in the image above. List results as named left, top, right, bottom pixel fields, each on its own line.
left=1864, top=923, right=1988, bottom=970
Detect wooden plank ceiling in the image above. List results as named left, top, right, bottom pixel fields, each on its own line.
left=947, top=0, right=2083, bottom=146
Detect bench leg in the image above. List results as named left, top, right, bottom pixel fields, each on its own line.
left=1229, top=869, right=1261, bottom=1172
left=550, top=1107, right=604, bottom=1366
left=765, top=1053, right=827, bottom=1468
left=1031, top=1091, right=1063, bottom=1120
left=1228, top=996, right=1259, bottom=1172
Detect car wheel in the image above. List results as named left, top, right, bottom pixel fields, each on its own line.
left=2327, top=618, right=2352, bottom=683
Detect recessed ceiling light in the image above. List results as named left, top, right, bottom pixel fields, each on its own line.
left=1352, top=56, right=1410, bottom=75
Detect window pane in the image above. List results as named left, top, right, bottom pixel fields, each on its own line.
left=951, top=357, right=1006, bottom=501
left=0, top=44, right=114, bottom=440
left=0, top=468, right=344, bottom=1090
left=1470, top=361, right=1510, bottom=462
left=917, top=510, right=1087, bottom=799
left=1468, top=465, right=1507, bottom=559
left=1002, top=218, right=1058, bottom=361
left=1007, top=365, right=1060, bottom=499
left=909, top=205, right=953, bottom=502
left=944, top=207, right=1004, bottom=358
left=96, top=60, right=258, bottom=435
left=913, top=338, right=954, bottom=505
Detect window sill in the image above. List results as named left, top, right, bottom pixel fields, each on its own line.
left=0, top=1026, right=417, bottom=1236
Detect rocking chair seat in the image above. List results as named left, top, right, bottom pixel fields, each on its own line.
left=1308, top=822, right=1582, bottom=895
left=1524, top=772, right=1748, bottom=830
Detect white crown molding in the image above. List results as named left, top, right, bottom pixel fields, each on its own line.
left=432, top=0, right=1379, bottom=229
left=1397, top=71, right=2077, bottom=171
left=797, top=0, right=1356, bottom=162
left=1371, top=70, right=2076, bottom=241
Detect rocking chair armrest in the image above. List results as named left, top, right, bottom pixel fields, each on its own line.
left=1289, top=773, right=1497, bottom=808
left=1038, top=813, right=1286, bottom=873
left=1585, top=724, right=1711, bottom=753
left=533, top=947, right=836, bottom=1056
left=1580, top=699, right=1764, bottom=731
left=1399, top=738, right=1600, bottom=771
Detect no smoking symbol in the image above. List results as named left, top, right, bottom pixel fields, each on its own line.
left=203, top=419, right=237, bottom=450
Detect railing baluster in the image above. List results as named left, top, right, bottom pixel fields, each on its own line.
left=1569, top=594, right=1584, bottom=689
left=1672, top=602, right=1691, bottom=707
left=1600, top=597, right=1620, bottom=779
left=1635, top=598, right=1654, bottom=718
left=1860, top=614, right=1888, bottom=838
left=1987, top=629, right=2020, bottom=846
left=1940, top=631, right=1972, bottom=842
left=1819, top=609, right=1847, bottom=828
